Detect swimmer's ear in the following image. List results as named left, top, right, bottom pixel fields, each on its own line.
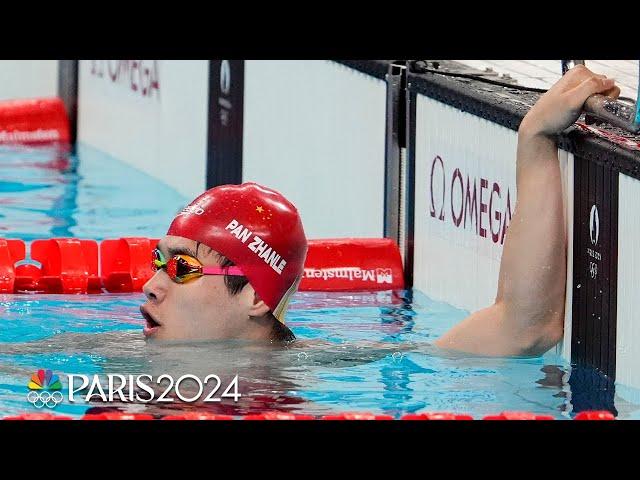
left=248, top=292, right=270, bottom=318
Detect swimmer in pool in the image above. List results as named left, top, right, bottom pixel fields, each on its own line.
left=140, top=182, right=306, bottom=344
left=140, top=65, right=620, bottom=358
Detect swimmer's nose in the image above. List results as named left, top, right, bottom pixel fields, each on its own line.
left=143, top=271, right=167, bottom=303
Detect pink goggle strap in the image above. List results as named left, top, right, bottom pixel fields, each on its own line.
left=201, top=266, right=245, bottom=276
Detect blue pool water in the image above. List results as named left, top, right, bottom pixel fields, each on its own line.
left=0, top=144, right=638, bottom=419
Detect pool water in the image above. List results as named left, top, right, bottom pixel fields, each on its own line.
left=0, top=144, right=637, bottom=419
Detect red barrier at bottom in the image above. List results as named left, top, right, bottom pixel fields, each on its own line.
left=482, top=412, right=555, bottom=420
left=0, top=410, right=620, bottom=420
left=401, top=413, right=474, bottom=420
left=243, top=412, right=315, bottom=420
left=3, top=413, right=72, bottom=420
left=82, top=413, right=154, bottom=420
left=162, top=413, right=234, bottom=420
left=574, top=411, right=615, bottom=420
left=322, top=412, right=394, bottom=420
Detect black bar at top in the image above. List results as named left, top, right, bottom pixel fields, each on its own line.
left=206, top=60, right=244, bottom=188
left=406, top=60, right=640, bottom=181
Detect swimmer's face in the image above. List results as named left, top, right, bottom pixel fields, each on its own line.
left=141, top=235, right=262, bottom=341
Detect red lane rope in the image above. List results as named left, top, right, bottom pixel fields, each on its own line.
left=0, top=237, right=405, bottom=294
left=1, top=410, right=616, bottom=420
left=0, top=97, right=69, bottom=145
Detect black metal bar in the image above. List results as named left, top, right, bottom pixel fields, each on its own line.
left=584, top=95, right=640, bottom=133
left=57, top=60, right=78, bottom=147
left=571, top=152, right=618, bottom=380
left=562, top=60, right=639, bottom=134
left=384, top=62, right=407, bottom=243
left=407, top=61, right=640, bottom=181
left=402, top=89, right=417, bottom=288
left=608, top=170, right=619, bottom=380
left=333, top=60, right=390, bottom=80
left=206, top=60, right=244, bottom=188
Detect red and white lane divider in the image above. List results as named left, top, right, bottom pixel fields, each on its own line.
left=0, top=237, right=405, bottom=294
left=302, top=238, right=404, bottom=291
left=0, top=97, right=70, bottom=145
left=1, top=410, right=616, bottom=420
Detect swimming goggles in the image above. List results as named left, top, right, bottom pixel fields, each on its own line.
left=151, top=248, right=244, bottom=284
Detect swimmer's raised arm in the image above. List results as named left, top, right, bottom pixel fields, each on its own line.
left=435, top=65, right=620, bottom=357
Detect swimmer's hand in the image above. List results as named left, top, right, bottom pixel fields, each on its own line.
left=519, top=64, right=620, bottom=138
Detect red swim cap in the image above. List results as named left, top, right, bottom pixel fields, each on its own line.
left=167, top=182, right=308, bottom=323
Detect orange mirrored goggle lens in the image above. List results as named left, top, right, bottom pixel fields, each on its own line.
left=152, top=248, right=244, bottom=283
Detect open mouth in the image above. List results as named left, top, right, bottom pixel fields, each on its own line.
left=140, top=306, right=161, bottom=336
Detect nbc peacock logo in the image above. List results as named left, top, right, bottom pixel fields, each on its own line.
left=27, top=369, right=64, bottom=409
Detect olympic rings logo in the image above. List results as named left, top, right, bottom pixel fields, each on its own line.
left=26, top=390, right=64, bottom=409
